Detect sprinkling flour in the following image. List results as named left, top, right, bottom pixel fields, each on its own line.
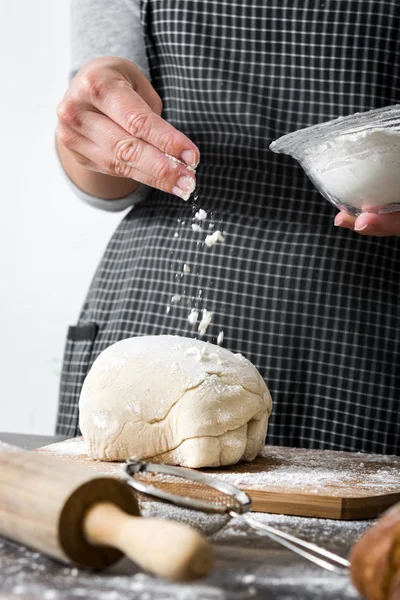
left=183, top=264, right=191, bottom=273
left=192, top=223, right=203, bottom=232
left=188, top=309, right=199, bottom=324
left=205, top=230, right=225, bottom=248
left=217, top=331, right=224, bottom=345
left=171, top=294, right=182, bottom=304
left=198, top=309, right=213, bottom=335
left=195, top=208, right=208, bottom=221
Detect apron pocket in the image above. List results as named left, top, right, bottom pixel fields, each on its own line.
left=56, top=322, right=98, bottom=437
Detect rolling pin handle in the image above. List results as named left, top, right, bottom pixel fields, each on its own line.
left=83, top=502, right=214, bottom=582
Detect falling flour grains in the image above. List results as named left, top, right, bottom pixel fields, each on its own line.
left=163, top=172, right=226, bottom=340
left=198, top=309, right=213, bottom=335
left=205, top=230, right=225, bottom=247
left=194, top=208, right=208, bottom=221
left=188, top=309, right=199, bottom=325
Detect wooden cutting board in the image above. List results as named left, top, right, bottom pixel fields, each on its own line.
left=37, top=439, right=400, bottom=520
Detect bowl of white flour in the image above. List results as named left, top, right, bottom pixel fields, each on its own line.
left=270, top=105, right=400, bottom=216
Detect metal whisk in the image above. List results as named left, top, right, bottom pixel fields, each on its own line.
left=121, top=460, right=350, bottom=573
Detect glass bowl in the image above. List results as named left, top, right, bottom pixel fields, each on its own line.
left=270, top=105, right=400, bottom=216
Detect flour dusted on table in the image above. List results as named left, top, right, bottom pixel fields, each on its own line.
left=79, top=335, right=272, bottom=467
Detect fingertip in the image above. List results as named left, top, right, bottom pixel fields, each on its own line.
left=354, top=214, right=375, bottom=232
left=334, top=214, right=344, bottom=227
left=181, top=149, right=200, bottom=169
left=334, top=211, right=355, bottom=229
left=354, top=223, right=372, bottom=232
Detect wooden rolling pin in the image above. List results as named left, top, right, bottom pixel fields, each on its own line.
left=350, top=502, right=400, bottom=600
left=0, top=443, right=214, bottom=581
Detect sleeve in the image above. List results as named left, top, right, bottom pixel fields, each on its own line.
left=63, top=0, right=151, bottom=212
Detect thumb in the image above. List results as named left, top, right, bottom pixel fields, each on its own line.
left=353, top=212, right=400, bottom=236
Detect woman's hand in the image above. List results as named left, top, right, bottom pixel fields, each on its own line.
left=334, top=211, right=400, bottom=236
left=56, top=57, right=199, bottom=200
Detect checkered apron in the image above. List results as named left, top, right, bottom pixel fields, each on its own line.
left=57, top=0, right=400, bottom=455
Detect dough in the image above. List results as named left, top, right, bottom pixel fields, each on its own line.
left=79, top=335, right=272, bottom=468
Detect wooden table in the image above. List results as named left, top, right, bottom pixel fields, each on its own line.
left=0, top=433, right=369, bottom=600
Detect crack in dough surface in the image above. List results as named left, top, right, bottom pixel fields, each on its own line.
left=79, top=335, right=272, bottom=467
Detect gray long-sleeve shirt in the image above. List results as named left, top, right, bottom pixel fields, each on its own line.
left=62, top=0, right=150, bottom=212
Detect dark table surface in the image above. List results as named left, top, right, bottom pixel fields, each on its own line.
left=0, top=433, right=369, bottom=600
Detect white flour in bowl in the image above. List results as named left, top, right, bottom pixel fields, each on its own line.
left=309, top=128, right=400, bottom=212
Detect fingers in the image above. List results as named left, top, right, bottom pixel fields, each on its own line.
left=64, top=147, right=112, bottom=174
left=128, top=63, right=163, bottom=116
left=56, top=124, right=196, bottom=199
left=63, top=110, right=196, bottom=200
left=334, top=212, right=357, bottom=230
left=334, top=211, right=400, bottom=236
left=57, top=59, right=199, bottom=199
left=80, top=71, right=199, bottom=168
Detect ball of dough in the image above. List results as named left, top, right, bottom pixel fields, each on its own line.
left=79, top=335, right=272, bottom=468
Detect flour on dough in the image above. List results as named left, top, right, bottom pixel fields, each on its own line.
left=79, top=335, right=272, bottom=468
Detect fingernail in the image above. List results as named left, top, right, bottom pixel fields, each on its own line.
left=334, top=215, right=344, bottom=227
left=354, top=223, right=372, bottom=232
left=354, top=216, right=371, bottom=232
left=181, top=150, right=198, bottom=168
left=172, top=187, right=191, bottom=201
left=177, top=176, right=196, bottom=192
left=172, top=176, right=196, bottom=201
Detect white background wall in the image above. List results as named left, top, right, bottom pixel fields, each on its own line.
left=0, top=1, right=123, bottom=434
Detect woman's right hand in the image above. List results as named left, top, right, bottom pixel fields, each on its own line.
left=56, top=57, right=199, bottom=200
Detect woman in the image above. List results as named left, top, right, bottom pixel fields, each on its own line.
left=56, top=0, right=400, bottom=455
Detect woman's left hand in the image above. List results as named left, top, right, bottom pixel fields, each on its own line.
left=334, top=211, right=400, bottom=236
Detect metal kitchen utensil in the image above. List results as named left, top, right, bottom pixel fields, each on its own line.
left=121, top=460, right=350, bottom=573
